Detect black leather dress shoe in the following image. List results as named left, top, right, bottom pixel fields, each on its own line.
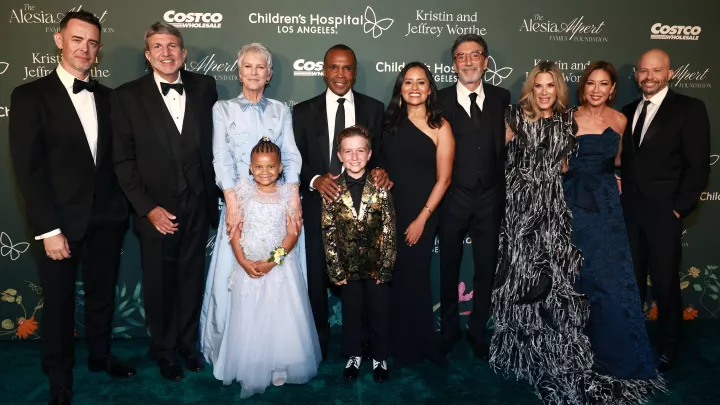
left=178, top=349, right=205, bottom=372
left=466, top=334, right=490, bottom=361
left=343, top=356, right=361, bottom=380
left=372, top=359, right=389, bottom=383
left=159, top=357, right=185, bottom=381
left=88, top=355, right=136, bottom=378
left=48, top=389, right=72, bottom=405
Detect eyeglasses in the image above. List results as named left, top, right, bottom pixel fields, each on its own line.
left=454, top=50, right=486, bottom=62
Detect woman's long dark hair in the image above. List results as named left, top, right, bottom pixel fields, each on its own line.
left=383, top=62, right=443, bottom=136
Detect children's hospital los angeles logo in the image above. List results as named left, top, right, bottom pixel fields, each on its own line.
left=374, top=56, right=513, bottom=86
left=247, top=6, right=393, bottom=38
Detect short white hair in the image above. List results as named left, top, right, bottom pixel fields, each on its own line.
left=237, top=42, right=273, bottom=73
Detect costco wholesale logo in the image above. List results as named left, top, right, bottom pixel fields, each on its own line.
left=650, top=23, right=701, bottom=40
left=164, top=10, right=223, bottom=28
left=293, top=59, right=323, bottom=77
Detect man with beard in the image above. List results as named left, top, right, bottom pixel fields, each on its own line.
left=437, top=34, right=511, bottom=359
left=620, top=48, right=710, bottom=371
left=293, top=44, right=391, bottom=364
left=111, top=22, right=219, bottom=381
left=9, top=10, right=134, bottom=405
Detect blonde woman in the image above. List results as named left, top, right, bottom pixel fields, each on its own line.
left=489, top=61, right=656, bottom=404
left=199, top=42, right=305, bottom=381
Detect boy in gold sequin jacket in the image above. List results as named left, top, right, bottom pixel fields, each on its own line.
left=321, top=126, right=396, bottom=382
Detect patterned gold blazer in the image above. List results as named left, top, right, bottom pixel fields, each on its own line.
left=321, top=175, right=396, bottom=283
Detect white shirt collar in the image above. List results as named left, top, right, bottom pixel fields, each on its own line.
left=154, top=71, right=183, bottom=86
left=643, top=85, right=669, bottom=107
left=56, top=63, right=89, bottom=89
left=456, top=81, right=484, bottom=102
left=325, top=88, right=355, bottom=106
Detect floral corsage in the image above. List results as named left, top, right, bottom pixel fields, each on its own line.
left=268, top=246, right=286, bottom=265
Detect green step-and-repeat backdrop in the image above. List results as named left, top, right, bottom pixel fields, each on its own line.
left=0, top=0, right=717, bottom=340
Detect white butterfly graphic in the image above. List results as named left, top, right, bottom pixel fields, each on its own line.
left=0, top=62, right=8, bottom=75
left=484, top=56, right=513, bottom=86
left=1, top=232, right=30, bottom=261
left=363, top=6, right=394, bottom=39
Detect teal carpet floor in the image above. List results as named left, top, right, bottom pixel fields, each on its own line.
left=1, top=321, right=719, bottom=404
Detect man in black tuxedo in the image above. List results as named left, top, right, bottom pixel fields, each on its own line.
left=437, top=34, right=511, bottom=359
left=111, top=22, right=219, bottom=381
left=621, top=49, right=710, bottom=371
left=9, top=10, right=135, bottom=405
left=293, top=44, right=390, bottom=361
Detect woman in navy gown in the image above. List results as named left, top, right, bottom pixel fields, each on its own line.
left=492, top=61, right=664, bottom=404
left=563, top=61, right=664, bottom=398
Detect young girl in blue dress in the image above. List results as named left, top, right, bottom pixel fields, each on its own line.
left=219, top=137, right=320, bottom=398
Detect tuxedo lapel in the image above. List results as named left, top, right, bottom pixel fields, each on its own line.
left=483, top=89, right=502, bottom=156
left=357, top=180, right=375, bottom=222
left=641, top=90, right=675, bottom=149
left=624, top=99, right=640, bottom=157
left=315, top=96, right=330, bottom=170
left=139, top=74, right=173, bottom=159
left=94, top=88, right=110, bottom=167
left=337, top=178, right=356, bottom=218
left=180, top=70, right=201, bottom=146
left=354, top=91, right=368, bottom=128
left=47, top=71, right=95, bottom=168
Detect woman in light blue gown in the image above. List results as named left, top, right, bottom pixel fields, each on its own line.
left=199, top=43, right=305, bottom=380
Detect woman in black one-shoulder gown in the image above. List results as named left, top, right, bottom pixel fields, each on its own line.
left=382, top=62, right=454, bottom=367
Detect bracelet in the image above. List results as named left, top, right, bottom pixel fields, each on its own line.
left=268, top=246, right=286, bottom=265
left=424, top=205, right=432, bottom=214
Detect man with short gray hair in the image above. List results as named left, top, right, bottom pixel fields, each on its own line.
left=111, top=22, right=219, bottom=381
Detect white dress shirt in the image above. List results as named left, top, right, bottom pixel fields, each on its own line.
left=154, top=71, right=186, bottom=132
left=36, top=64, right=99, bottom=240
left=456, top=81, right=485, bottom=116
left=632, top=85, right=669, bottom=145
left=310, top=89, right=356, bottom=189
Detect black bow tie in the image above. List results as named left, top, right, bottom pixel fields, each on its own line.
left=72, top=78, right=98, bottom=94
left=346, top=176, right=366, bottom=187
left=161, top=82, right=184, bottom=96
